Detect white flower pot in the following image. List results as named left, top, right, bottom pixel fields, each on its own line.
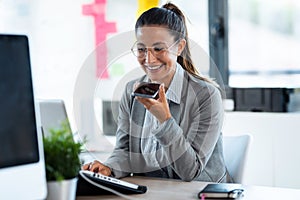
left=47, top=177, right=78, bottom=200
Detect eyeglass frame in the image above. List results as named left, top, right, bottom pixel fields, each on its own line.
left=131, top=39, right=181, bottom=59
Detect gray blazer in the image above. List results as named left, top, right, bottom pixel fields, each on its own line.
left=104, top=71, right=232, bottom=182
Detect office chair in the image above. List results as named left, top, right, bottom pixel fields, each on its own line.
left=223, top=134, right=252, bottom=183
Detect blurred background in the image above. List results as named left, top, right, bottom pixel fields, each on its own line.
left=1, top=0, right=300, bottom=189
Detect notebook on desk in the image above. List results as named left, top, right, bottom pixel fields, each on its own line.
left=198, top=183, right=244, bottom=199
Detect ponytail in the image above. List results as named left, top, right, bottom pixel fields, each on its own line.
left=162, top=3, right=218, bottom=86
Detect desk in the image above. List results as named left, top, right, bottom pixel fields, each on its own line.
left=77, top=176, right=300, bottom=200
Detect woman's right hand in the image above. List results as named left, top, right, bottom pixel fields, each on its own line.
left=82, top=160, right=112, bottom=176
left=136, top=84, right=171, bottom=124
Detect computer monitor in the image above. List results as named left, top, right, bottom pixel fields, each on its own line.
left=0, top=34, right=47, bottom=199
left=38, top=99, right=73, bottom=138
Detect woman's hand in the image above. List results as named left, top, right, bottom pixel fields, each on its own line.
left=82, top=160, right=111, bottom=176
left=136, top=84, right=171, bottom=123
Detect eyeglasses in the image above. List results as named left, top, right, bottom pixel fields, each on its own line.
left=131, top=39, right=180, bottom=59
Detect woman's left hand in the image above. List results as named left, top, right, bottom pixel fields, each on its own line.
left=136, top=84, right=171, bottom=123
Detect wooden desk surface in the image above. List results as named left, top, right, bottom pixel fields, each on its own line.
left=76, top=176, right=300, bottom=200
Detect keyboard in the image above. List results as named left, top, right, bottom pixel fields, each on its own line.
left=76, top=170, right=147, bottom=196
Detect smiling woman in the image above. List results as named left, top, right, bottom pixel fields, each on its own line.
left=133, top=26, right=184, bottom=86
left=83, top=2, right=232, bottom=183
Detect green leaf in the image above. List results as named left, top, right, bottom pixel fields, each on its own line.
left=43, top=119, right=85, bottom=181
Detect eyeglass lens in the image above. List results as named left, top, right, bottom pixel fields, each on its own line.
left=132, top=40, right=178, bottom=58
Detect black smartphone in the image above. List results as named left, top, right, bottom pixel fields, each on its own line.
left=131, top=82, right=160, bottom=99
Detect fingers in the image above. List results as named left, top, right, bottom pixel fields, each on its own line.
left=135, top=84, right=167, bottom=110
left=136, top=96, right=153, bottom=108
left=82, top=163, right=90, bottom=170
left=98, top=167, right=111, bottom=176
left=133, top=81, right=140, bottom=91
left=135, top=83, right=171, bottom=123
left=158, top=84, right=167, bottom=102
left=82, top=160, right=112, bottom=176
left=89, top=160, right=101, bottom=173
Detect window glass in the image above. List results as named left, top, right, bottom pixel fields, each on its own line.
left=229, top=0, right=300, bottom=88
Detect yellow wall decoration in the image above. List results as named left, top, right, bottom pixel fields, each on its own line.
left=136, top=0, right=160, bottom=18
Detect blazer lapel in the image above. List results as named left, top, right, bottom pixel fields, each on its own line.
left=169, top=71, right=190, bottom=125
left=169, top=101, right=181, bottom=124
left=129, top=98, right=145, bottom=153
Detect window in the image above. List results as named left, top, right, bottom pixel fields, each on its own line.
left=228, top=0, right=300, bottom=88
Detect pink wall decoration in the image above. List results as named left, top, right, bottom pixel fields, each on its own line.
left=82, top=0, right=117, bottom=79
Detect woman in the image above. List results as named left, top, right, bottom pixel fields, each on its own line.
left=83, top=3, right=232, bottom=182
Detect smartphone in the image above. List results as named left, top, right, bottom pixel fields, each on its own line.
left=131, top=82, right=160, bottom=99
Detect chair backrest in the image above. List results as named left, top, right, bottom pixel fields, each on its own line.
left=223, top=134, right=251, bottom=183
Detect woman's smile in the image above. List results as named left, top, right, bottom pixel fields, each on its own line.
left=144, top=64, right=164, bottom=72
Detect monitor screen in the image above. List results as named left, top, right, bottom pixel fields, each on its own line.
left=0, top=34, right=39, bottom=168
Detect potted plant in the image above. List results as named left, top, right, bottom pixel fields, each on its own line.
left=43, top=120, right=83, bottom=200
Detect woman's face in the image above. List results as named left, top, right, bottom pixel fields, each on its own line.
left=135, top=26, right=182, bottom=86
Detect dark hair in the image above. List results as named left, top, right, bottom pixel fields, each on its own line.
left=135, top=2, right=216, bottom=84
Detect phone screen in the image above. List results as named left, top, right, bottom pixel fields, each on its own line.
left=132, top=82, right=160, bottom=99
